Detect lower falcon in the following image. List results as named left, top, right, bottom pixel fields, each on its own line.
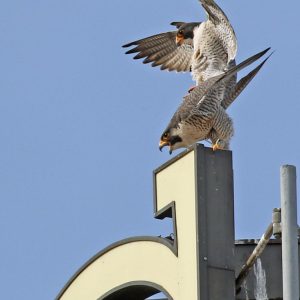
left=159, top=48, right=272, bottom=154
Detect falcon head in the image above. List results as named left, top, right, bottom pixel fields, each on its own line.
left=159, top=129, right=184, bottom=155
left=170, top=22, right=201, bottom=46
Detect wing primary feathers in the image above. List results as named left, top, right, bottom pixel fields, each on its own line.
left=122, top=31, right=193, bottom=72
left=222, top=51, right=273, bottom=109
left=122, top=41, right=136, bottom=48
left=170, top=21, right=186, bottom=28
left=199, top=0, right=229, bottom=24
left=125, top=47, right=140, bottom=55
left=122, top=32, right=176, bottom=48
left=218, top=47, right=271, bottom=83
left=187, top=47, right=272, bottom=110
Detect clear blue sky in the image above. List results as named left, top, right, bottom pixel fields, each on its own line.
left=0, top=1, right=299, bottom=299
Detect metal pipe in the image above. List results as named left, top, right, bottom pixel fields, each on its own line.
left=280, top=165, right=299, bottom=300
left=235, top=223, right=273, bottom=294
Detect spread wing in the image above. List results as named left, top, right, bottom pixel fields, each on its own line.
left=192, top=0, right=237, bottom=83
left=123, top=31, right=194, bottom=72
left=170, top=48, right=271, bottom=127
left=199, top=0, right=237, bottom=62
left=221, top=54, right=271, bottom=109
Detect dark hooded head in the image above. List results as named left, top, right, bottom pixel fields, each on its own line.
left=159, top=128, right=183, bottom=154
left=170, top=22, right=201, bottom=46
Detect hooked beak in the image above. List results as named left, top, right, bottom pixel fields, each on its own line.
left=176, top=35, right=184, bottom=46
left=159, top=140, right=169, bottom=151
left=159, top=140, right=173, bottom=155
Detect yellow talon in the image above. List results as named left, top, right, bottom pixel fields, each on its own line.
left=212, top=144, right=219, bottom=151
left=212, top=140, right=223, bottom=151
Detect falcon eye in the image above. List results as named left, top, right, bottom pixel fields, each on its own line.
left=178, top=30, right=184, bottom=35
left=163, top=132, right=169, bottom=138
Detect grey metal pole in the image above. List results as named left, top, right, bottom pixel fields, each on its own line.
left=280, top=165, right=299, bottom=300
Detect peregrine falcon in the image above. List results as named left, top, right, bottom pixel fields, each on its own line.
left=159, top=48, right=271, bottom=154
left=123, top=0, right=237, bottom=85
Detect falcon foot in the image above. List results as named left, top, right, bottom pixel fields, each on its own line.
left=212, top=140, right=224, bottom=151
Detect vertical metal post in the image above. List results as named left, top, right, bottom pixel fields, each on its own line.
left=195, top=145, right=235, bottom=300
left=280, top=165, right=299, bottom=300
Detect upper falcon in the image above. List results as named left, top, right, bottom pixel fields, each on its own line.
left=123, top=0, right=237, bottom=85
